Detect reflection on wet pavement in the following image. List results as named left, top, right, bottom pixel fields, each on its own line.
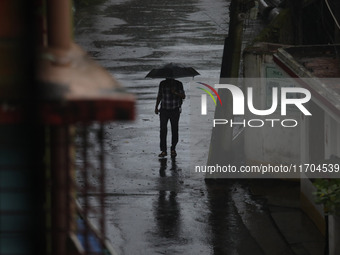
left=159, top=158, right=167, bottom=177
left=75, top=0, right=227, bottom=88
left=153, top=158, right=181, bottom=239
left=206, top=182, right=264, bottom=255
left=154, top=189, right=181, bottom=239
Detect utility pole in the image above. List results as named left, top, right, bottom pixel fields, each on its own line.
left=220, top=0, right=246, bottom=78
left=206, top=0, right=245, bottom=178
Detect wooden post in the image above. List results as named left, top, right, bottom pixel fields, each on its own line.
left=206, top=0, right=245, bottom=176
left=220, top=0, right=246, bottom=78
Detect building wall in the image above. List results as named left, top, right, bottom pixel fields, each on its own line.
left=0, top=125, right=37, bottom=254
left=299, top=86, right=340, bottom=234
left=243, top=44, right=301, bottom=165
left=299, top=101, right=340, bottom=234
left=325, top=113, right=340, bottom=159
left=300, top=91, right=340, bottom=163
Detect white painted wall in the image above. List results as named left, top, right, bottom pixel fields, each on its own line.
left=243, top=45, right=301, bottom=165
left=325, top=114, right=340, bottom=159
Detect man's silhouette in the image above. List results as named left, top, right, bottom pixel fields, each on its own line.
left=155, top=78, right=185, bottom=157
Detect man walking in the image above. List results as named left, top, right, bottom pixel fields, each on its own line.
left=155, top=78, right=185, bottom=157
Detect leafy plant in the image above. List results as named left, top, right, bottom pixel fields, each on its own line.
left=314, top=179, right=340, bottom=215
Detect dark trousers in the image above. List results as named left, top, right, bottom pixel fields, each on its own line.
left=160, top=108, right=180, bottom=152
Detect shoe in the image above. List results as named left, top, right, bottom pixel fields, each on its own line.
left=171, top=150, right=177, bottom=157
left=158, top=151, right=167, bottom=157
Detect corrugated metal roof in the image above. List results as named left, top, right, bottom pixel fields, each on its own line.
left=273, top=44, right=340, bottom=119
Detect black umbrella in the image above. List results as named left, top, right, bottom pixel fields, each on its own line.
left=145, top=63, right=200, bottom=79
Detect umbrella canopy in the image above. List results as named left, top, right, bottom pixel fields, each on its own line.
left=145, top=63, right=200, bottom=79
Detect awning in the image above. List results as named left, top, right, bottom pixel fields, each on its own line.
left=0, top=43, right=135, bottom=125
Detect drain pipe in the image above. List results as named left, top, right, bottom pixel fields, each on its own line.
left=46, top=0, right=71, bottom=49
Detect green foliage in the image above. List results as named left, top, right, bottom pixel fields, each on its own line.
left=252, top=8, right=293, bottom=44
left=314, top=179, right=340, bottom=215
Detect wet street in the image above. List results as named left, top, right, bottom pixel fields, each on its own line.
left=74, top=1, right=324, bottom=254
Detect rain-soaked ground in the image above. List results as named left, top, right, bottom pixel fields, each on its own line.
left=74, top=1, right=324, bottom=254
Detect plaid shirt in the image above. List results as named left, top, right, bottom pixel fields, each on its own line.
left=157, top=79, right=184, bottom=110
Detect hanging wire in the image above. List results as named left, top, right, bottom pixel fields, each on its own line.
left=325, top=0, right=340, bottom=30
left=202, top=11, right=229, bottom=33
left=320, top=0, right=337, bottom=47
left=321, top=0, right=339, bottom=59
